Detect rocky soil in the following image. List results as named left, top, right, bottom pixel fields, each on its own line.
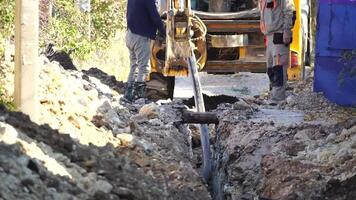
left=0, top=58, right=210, bottom=199
left=211, top=78, right=356, bottom=200
left=1, top=56, right=356, bottom=200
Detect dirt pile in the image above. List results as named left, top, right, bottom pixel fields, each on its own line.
left=0, top=58, right=211, bottom=199
left=211, top=78, right=356, bottom=200
left=2, top=56, right=356, bottom=200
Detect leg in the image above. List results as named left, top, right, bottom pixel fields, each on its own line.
left=124, top=31, right=138, bottom=101
left=134, top=36, right=151, bottom=99
left=266, top=35, right=274, bottom=91
left=271, top=44, right=290, bottom=101
left=127, top=52, right=138, bottom=84
left=136, top=37, right=151, bottom=83
left=126, top=31, right=138, bottom=85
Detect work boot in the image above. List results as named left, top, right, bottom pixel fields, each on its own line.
left=134, top=82, right=147, bottom=99
left=123, top=83, right=134, bottom=102
left=264, top=99, right=279, bottom=106
left=264, top=99, right=286, bottom=107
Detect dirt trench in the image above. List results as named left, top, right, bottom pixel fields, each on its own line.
left=0, top=58, right=214, bottom=200
left=201, top=84, right=356, bottom=200
left=180, top=81, right=356, bottom=200
left=1, top=54, right=356, bottom=199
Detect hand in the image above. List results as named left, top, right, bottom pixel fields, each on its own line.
left=156, top=34, right=165, bottom=48
left=283, top=30, right=293, bottom=45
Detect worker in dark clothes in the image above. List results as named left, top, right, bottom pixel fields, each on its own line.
left=124, top=0, right=165, bottom=102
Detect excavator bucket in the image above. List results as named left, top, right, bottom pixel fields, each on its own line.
left=150, top=0, right=207, bottom=78
left=164, top=0, right=192, bottom=76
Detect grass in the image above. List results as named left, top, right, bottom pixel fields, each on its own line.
left=0, top=84, right=15, bottom=111
left=76, top=30, right=130, bottom=82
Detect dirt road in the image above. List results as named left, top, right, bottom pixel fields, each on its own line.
left=174, top=72, right=269, bottom=99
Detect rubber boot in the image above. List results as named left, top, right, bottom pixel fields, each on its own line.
left=134, top=82, right=146, bottom=99
left=123, top=83, right=134, bottom=102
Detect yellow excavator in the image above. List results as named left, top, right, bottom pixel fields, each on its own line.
left=146, top=0, right=311, bottom=101
left=145, top=0, right=311, bottom=182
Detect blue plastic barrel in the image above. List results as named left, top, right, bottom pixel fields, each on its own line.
left=314, top=0, right=356, bottom=106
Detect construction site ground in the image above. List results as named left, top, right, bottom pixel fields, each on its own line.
left=0, top=57, right=355, bottom=199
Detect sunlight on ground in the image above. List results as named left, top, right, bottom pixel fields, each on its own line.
left=18, top=139, right=73, bottom=178
left=0, top=122, right=72, bottom=178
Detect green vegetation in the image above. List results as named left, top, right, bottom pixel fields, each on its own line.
left=0, top=84, right=15, bottom=110
left=0, top=0, right=130, bottom=107
left=0, top=0, right=15, bottom=58
left=42, top=0, right=126, bottom=60
left=0, top=0, right=127, bottom=60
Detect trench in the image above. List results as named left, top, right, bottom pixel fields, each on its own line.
left=182, top=93, right=307, bottom=199
left=182, top=93, right=240, bottom=111
left=182, top=94, right=240, bottom=199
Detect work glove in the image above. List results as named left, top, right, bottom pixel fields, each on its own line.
left=283, top=30, right=293, bottom=46
left=161, top=11, right=167, bottom=20
left=156, top=33, right=165, bottom=48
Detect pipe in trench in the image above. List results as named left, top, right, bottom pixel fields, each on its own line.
left=188, top=49, right=212, bottom=182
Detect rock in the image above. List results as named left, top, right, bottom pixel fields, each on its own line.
left=21, top=177, right=35, bottom=187
left=87, top=89, right=99, bottom=101
left=112, top=119, right=126, bottom=128
left=112, top=127, right=125, bottom=135
left=97, top=100, right=112, bottom=113
left=148, top=119, right=164, bottom=126
left=326, top=133, right=337, bottom=143
left=117, top=133, right=134, bottom=147
left=136, top=139, right=154, bottom=155
left=130, top=103, right=160, bottom=123
left=0, top=122, right=18, bottom=145
left=340, top=128, right=352, bottom=140
left=78, top=98, right=88, bottom=107
left=335, top=148, right=352, bottom=164
left=294, top=129, right=311, bottom=141
left=286, top=95, right=296, bottom=106
left=348, top=125, right=356, bottom=135
left=134, top=98, right=146, bottom=105
left=284, top=141, right=306, bottom=156
left=93, top=180, right=113, bottom=194
left=93, top=191, right=110, bottom=200
left=123, top=126, right=131, bottom=133
left=104, top=109, right=126, bottom=128
left=114, top=187, right=136, bottom=199
left=27, top=159, right=40, bottom=173
left=91, top=115, right=108, bottom=128
left=105, top=109, right=119, bottom=121
left=233, top=101, right=250, bottom=110
left=350, top=135, right=356, bottom=149
left=139, top=103, right=159, bottom=119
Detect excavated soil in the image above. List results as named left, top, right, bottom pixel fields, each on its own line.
left=0, top=57, right=211, bottom=199
left=1, top=55, right=356, bottom=200
left=210, top=78, right=356, bottom=200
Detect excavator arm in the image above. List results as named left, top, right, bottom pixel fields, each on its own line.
left=147, top=0, right=212, bottom=181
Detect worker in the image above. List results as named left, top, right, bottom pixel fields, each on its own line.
left=124, top=0, right=165, bottom=102
left=259, top=0, right=296, bottom=104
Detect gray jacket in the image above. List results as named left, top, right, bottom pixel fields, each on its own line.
left=259, top=0, right=296, bottom=35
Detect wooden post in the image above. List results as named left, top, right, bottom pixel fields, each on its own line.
left=14, top=0, right=39, bottom=121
